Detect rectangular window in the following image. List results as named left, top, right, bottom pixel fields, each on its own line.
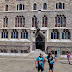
left=17, top=5, right=18, bottom=10
left=26, top=33, right=28, bottom=39
left=68, top=32, right=70, bottom=39
left=54, top=33, right=56, bottom=39
left=20, top=18, right=22, bottom=27
left=51, top=32, right=53, bottom=39
left=11, top=32, right=13, bottom=38
left=57, top=32, right=59, bottom=39
left=62, top=51, right=65, bottom=55
left=4, top=32, right=5, bottom=38
left=20, top=4, right=22, bottom=10
left=24, top=33, right=25, bottom=38
left=18, top=18, right=19, bottom=27
left=23, top=5, right=24, bottom=10
left=16, top=32, right=18, bottom=38
left=21, top=32, right=22, bottom=38
left=6, top=32, right=8, bottom=38
left=2, top=32, right=3, bottom=38
left=56, top=3, right=58, bottom=9
left=62, top=32, right=64, bottom=39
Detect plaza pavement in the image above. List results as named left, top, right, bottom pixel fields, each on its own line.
left=0, top=56, right=72, bottom=72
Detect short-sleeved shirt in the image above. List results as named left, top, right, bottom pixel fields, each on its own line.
left=67, top=54, right=70, bottom=58
left=36, top=56, right=44, bottom=67
left=45, top=56, right=54, bottom=64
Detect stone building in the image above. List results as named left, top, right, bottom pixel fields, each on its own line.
left=0, top=0, right=72, bottom=57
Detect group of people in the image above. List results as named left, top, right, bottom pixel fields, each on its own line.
left=35, top=52, right=71, bottom=72
left=35, top=52, right=56, bottom=72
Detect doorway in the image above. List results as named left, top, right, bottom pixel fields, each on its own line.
left=55, top=51, right=57, bottom=57
left=36, top=34, right=45, bottom=51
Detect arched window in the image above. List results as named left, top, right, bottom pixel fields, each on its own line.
left=56, top=3, right=65, bottom=9
left=59, top=3, right=62, bottom=9
left=43, top=3, right=47, bottom=10
left=0, top=49, right=8, bottom=53
left=5, top=4, right=8, bottom=11
left=56, top=3, right=58, bottom=9
left=11, top=30, right=18, bottom=39
left=17, top=5, right=18, bottom=10
left=23, top=4, right=24, bottom=10
left=62, top=29, right=70, bottom=39
left=19, top=4, right=22, bottom=10
left=1, top=29, right=8, bottom=38
left=21, top=30, right=28, bottom=39
left=63, top=3, right=65, bottom=9
left=17, top=4, right=24, bottom=10
left=3, top=16, right=8, bottom=27
left=51, top=29, right=59, bottom=39
left=32, top=15, right=37, bottom=27
left=33, top=3, right=37, bottom=10
left=55, top=15, right=66, bottom=27
left=42, top=15, right=47, bottom=27
left=15, top=16, right=25, bottom=27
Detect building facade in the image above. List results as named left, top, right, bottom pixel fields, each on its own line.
left=0, top=0, right=72, bottom=57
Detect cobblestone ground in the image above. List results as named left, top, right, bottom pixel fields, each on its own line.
left=0, top=57, right=72, bottom=72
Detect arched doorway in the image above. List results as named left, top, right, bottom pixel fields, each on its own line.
left=36, top=32, right=45, bottom=51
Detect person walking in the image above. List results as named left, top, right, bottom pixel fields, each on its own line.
left=35, top=52, right=46, bottom=72
left=67, top=52, right=70, bottom=64
left=45, top=53, right=56, bottom=72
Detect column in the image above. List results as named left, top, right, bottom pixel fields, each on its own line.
left=59, top=29, right=62, bottom=40
left=18, top=30, right=21, bottom=40
left=8, top=29, right=12, bottom=40
left=0, top=30, right=2, bottom=39
left=47, top=29, right=49, bottom=42
left=70, top=29, right=72, bottom=40
left=30, top=30, right=32, bottom=53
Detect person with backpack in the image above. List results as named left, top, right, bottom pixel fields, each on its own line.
left=35, top=52, right=46, bottom=72
left=45, top=53, right=56, bottom=72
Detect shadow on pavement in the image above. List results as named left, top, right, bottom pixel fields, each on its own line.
left=59, top=62, right=72, bottom=65
left=59, top=62, right=68, bottom=64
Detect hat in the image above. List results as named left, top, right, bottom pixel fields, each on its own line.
left=40, top=52, right=44, bottom=56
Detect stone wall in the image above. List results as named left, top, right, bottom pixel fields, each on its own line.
left=0, top=0, right=72, bottom=54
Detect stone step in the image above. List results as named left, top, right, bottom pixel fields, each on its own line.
left=27, top=49, right=47, bottom=58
